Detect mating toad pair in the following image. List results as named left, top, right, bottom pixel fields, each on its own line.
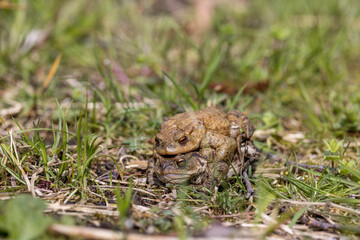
left=147, top=107, right=260, bottom=189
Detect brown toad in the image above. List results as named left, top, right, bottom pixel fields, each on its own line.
left=148, top=107, right=256, bottom=187
left=148, top=141, right=260, bottom=189
left=151, top=148, right=213, bottom=186
left=154, top=107, right=254, bottom=160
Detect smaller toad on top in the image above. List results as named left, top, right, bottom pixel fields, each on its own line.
left=154, top=107, right=254, bottom=160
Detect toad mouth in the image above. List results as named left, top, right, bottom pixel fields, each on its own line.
left=163, top=173, right=190, bottom=179
left=157, top=173, right=191, bottom=183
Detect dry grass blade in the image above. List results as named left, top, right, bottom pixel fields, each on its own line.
left=0, top=0, right=24, bottom=9
left=8, top=130, right=31, bottom=191
left=48, top=223, right=264, bottom=240
left=48, top=224, right=125, bottom=240
left=92, top=184, right=156, bottom=197
left=46, top=203, right=119, bottom=217
left=280, top=199, right=360, bottom=216
left=37, top=53, right=62, bottom=95
left=261, top=213, right=294, bottom=235
left=63, top=188, right=79, bottom=204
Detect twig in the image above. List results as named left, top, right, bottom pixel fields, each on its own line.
left=209, top=212, right=254, bottom=219
left=243, top=170, right=255, bottom=198
left=280, top=199, right=360, bottom=216
left=48, top=224, right=125, bottom=240
left=48, top=223, right=180, bottom=240
left=292, top=229, right=343, bottom=240
left=255, top=167, right=287, bottom=173
left=300, top=215, right=337, bottom=231
left=285, top=161, right=337, bottom=173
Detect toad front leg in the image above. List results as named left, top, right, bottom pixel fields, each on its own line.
left=227, top=110, right=255, bottom=142
left=200, top=132, right=237, bottom=164
left=146, top=157, right=156, bottom=186
left=199, top=133, right=237, bottom=188
left=227, top=110, right=256, bottom=164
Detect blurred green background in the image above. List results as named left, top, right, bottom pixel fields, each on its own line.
left=1, top=0, right=360, bottom=146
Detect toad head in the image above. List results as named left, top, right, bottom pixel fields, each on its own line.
left=154, top=151, right=208, bottom=184
left=154, top=120, right=206, bottom=156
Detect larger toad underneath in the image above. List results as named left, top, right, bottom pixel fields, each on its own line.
left=148, top=107, right=258, bottom=188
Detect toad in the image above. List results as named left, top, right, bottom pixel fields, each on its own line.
left=149, top=148, right=213, bottom=186
left=148, top=107, right=257, bottom=188
left=154, top=107, right=254, bottom=162
left=147, top=141, right=260, bottom=189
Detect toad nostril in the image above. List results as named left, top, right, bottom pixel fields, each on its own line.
left=166, top=145, right=175, bottom=153
left=161, top=162, right=170, bottom=170
left=155, top=137, right=161, bottom=147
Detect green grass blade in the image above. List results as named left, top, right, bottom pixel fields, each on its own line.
left=289, top=207, right=307, bottom=228
left=163, top=71, right=197, bottom=110
left=199, top=45, right=223, bottom=96
left=227, top=85, right=247, bottom=111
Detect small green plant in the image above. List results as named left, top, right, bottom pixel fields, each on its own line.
left=115, top=182, right=133, bottom=230
left=323, top=139, right=344, bottom=170
left=75, top=101, right=106, bottom=196
left=216, top=190, right=246, bottom=214
left=262, top=111, right=282, bottom=130
left=254, top=180, right=276, bottom=223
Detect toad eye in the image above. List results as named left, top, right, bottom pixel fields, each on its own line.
left=178, top=136, right=188, bottom=145
left=176, top=158, right=186, bottom=167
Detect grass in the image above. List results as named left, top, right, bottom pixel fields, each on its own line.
left=1, top=0, right=360, bottom=239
